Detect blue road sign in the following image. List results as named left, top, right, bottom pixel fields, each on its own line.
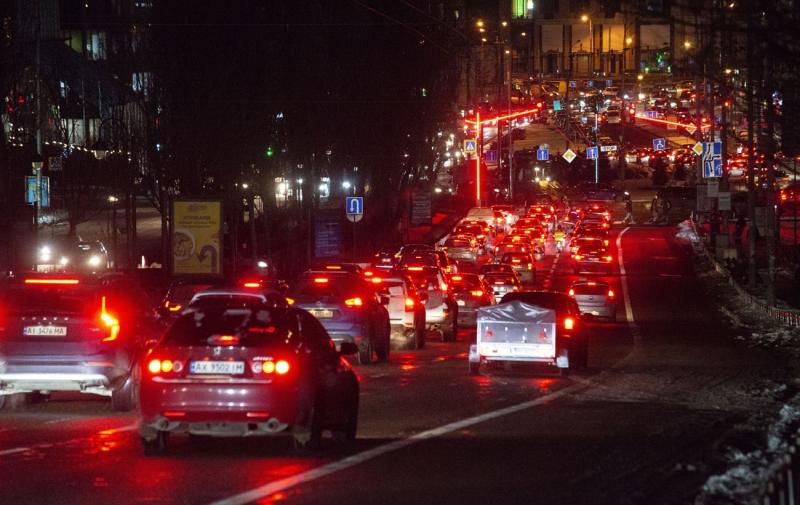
left=653, top=138, right=666, bottom=151
left=485, top=150, right=497, bottom=162
left=701, top=141, right=723, bottom=178
left=346, top=196, right=363, bottom=216
left=703, top=159, right=723, bottom=178
left=606, top=79, right=613, bottom=88
left=703, top=141, right=722, bottom=157
left=569, top=80, right=577, bottom=88
left=25, top=176, right=49, bottom=207
left=586, top=80, right=594, bottom=88
left=40, top=176, right=49, bottom=208
left=464, top=139, right=477, bottom=153
left=586, top=147, right=599, bottom=160
left=25, top=176, right=36, bottom=204
left=553, top=100, right=561, bottom=111
left=646, top=110, right=658, bottom=119
left=536, top=148, right=549, bottom=161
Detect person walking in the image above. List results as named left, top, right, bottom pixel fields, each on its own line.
left=660, top=196, right=672, bottom=225
left=622, top=192, right=635, bottom=224
left=650, top=194, right=660, bottom=224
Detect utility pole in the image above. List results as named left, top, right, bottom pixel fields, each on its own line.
left=746, top=10, right=757, bottom=290
left=764, top=4, right=777, bottom=306
left=507, top=41, right=513, bottom=202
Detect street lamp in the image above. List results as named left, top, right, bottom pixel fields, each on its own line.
left=107, top=195, right=119, bottom=268
left=581, top=14, right=593, bottom=74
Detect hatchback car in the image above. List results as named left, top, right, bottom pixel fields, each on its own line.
left=158, top=278, right=220, bottom=320
left=572, top=244, right=614, bottom=275
left=568, top=279, right=617, bottom=321
left=447, top=274, right=494, bottom=327
left=371, top=274, right=426, bottom=349
left=481, top=272, right=521, bottom=303
left=404, top=266, right=457, bottom=341
left=287, top=272, right=390, bottom=364
left=0, top=274, right=155, bottom=411
left=139, top=304, right=360, bottom=455
left=442, top=237, right=477, bottom=264
left=499, top=252, right=536, bottom=284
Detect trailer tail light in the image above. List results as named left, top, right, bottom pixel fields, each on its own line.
left=563, top=317, right=575, bottom=330
left=344, top=297, right=363, bottom=307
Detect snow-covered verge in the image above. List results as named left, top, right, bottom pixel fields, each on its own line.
left=684, top=222, right=800, bottom=504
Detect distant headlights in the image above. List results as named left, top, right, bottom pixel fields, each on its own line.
left=88, top=255, right=102, bottom=267
left=38, top=246, right=52, bottom=263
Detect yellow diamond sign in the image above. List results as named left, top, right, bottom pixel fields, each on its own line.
left=685, top=124, right=697, bottom=135
left=562, top=149, right=577, bottom=163
left=692, top=142, right=704, bottom=156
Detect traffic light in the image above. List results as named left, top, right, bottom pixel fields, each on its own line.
left=265, top=147, right=274, bottom=158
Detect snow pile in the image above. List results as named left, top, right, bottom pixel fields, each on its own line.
left=698, top=399, right=800, bottom=504
left=675, top=219, right=705, bottom=255
left=744, top=327, right=800, bottom=348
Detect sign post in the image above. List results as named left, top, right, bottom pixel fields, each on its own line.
left=345, top=196, right=364, bottom=260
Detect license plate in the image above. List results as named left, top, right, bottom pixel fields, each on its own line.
left=23, top=326, right=67, bottom=336
left=457, top=300, right=466, bottom=306
left=189, top=361, right=245, bottom=375
left=309, top=309, right=334, bottom=318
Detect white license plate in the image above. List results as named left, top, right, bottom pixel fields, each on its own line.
left=23, top=326, right=67, bottom=336
left=189, top=361, right=245, bottom=375
left=309, top=309, right=334, bottom=319
left=457, top=300, right=466, bottom=306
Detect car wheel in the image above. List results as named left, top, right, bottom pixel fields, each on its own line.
left=376, top=336, right=389, bottom=362
left=332, top=385, right=359, bottom=445
left=468, top=360, right=481, bottom=375
left=357, top=340, right=373, bottom=364
left=142, top=431, right=168, bottom=456
left=112, top=366, right=140, bottom=412
left=293, top=402, right=323, bottom=453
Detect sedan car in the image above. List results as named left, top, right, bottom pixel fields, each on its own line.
left=287, top=271, right=390, bottom=364
left=572, top=244, right=614, bottom=275
left=139, top=304, right=360, bottom=455
left=371, top=274, right=426, bottom=349
left=442, top=237, right=477, bottom=265
left=0, top=274, right=155, bottom=411
left=447, top=274, right=494, bottom=327
left=569, top=279, right=616, bottom=321
left=404, top=266, right=458, bottom=341
left=499, top=252, right=536, bottom=284
left=482, top=272, right=521, bottom=303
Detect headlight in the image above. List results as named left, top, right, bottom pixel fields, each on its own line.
left=59, top=257, right=70, bottom=266
left=39, top=246, right=52, bottom=262
left=88, top=255, right=102, bottom=267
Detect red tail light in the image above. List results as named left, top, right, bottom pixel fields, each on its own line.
left=313, top=277, right=329, bottom=284
left=404, top=297, right=415, bottom=311
left=147, top=359, right=184, bottom=374
left=100, top=296, right=120, bottom=342
left=370, top=277, right=383, bottom=284
left=471, top=290, right=484, bottom=297
left=25, top=278, right=80, bottom=285
left=209, top=334, right=240, bottom=346
left=563, top=317, right=575, bottom=330
left=568, top=288, right=575, bottom=297
left=344, top=297, right=363, bottom=307
left=604, top=255, right=613, bottom=262
left=573, top=254, right=583, bottom=260
left=242, top=281, right=261, bottom=289
left=608, top=289, right=615, bottom=298
left=252, top=359, right=290, bottom=375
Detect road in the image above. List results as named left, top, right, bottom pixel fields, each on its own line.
left=0, top=225, right=787, bottom=505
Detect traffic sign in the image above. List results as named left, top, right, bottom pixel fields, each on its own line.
left=562, top=149, right=577, bottom=163
left=553, top=100, right=561, bottom=111
left=569, top=80, right=577, bottom=88
left=536, top=148, right=549, bottom=161
left=346, top=196, right=364, bottom=223
left=703, top=158, right=722, bottom=178
left=586, top=80, right=594, bottom=88
left=600, top=145, right=618, bottom=152
left=685, top=124, right=697, bottom=135
left=586, top=147, right=599, bottom=160
left=692, top=142, right=704, bottom=156
left=464, top=139, right=477, bottom=154
left=653, top=138, right=666, bottom=151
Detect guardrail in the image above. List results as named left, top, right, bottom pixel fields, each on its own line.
left=760, top=431, right=800, bottom=505
left=690, top=219, right=800, bottom=327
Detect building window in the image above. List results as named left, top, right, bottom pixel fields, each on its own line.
left=512, top=0, right=534, bottom=19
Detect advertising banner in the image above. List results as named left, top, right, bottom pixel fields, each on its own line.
left=171, top=200, right=223, bottom=275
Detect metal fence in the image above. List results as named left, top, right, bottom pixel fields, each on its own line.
left=762, top=435, right=800, bottom=505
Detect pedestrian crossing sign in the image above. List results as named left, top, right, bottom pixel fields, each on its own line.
left=464, top=139, right=477, bottom=154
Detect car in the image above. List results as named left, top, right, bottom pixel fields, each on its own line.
left=569, top=279, right=617, bottom=321
left=442, top=237, right=477, bottom=264
left=158, top=278, right=221, bottom=320
left=465, top=207, right=496, bottom=224
left=138, top=304, right=360, bottom=455
left=287, top=271, right=390, bottom=364
left=454, top=223, right=489, bottom=247
left=447, top=274, right=494, bottom=327
left=572, top=243, right=614, bottom=275
left=499, top=252, right=536, bottom=284
left=370, top=274, right=426, bottom=349
left=494, top=242, right=529, bottom=259
left=479, top=263, right=516, bottom=276
left=605, top=109, right=621, bottom=124
left=400, top=251, right=442, bottom=270
left=0, top=273, right=156, bottom=411
left=482, top=272, right=521, bottom=303
left=404, top=265, right=458, bottom=341
left=602, top=86, right=620, bottom=97
left=575, top=182, right=618, bottom=201
left=189, top=286, right=289, bottom=311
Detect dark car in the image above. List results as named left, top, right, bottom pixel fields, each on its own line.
left=0, top=273, right=156, bottom=411
left=158, top=278, right=221, bottom=320
left=139, top=304, right=360, bottom=454
left=447, top=273, right=494, bottom=327
left=288, top=271, right=390, bottom=364
left=499, top=291, right=589, bottom=370
left=572, top=243, right=614, bottom=275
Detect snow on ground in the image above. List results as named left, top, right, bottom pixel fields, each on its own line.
left=689, top=224, right=800, bottom=504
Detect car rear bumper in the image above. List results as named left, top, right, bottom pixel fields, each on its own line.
left=0, top=360, right=128, bottom=395
left=425, top=304, right=450, bottom=325
left=578, top=303, right=616, bottom=319
left=574, top=261, right=613, bottom=273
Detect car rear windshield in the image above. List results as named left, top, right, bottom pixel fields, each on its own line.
left=170, top=284, right=215, bottom=304
left=449, top=275, right=482, bottom=290
left=484, top=274, right=517, bottom=285
left=163, top=307, right=290, bottom=346
left=1, top=284, right=99, bottom=316
left=289, top=275, right=359, bottom=300
left=501, top=253, right=531, bottom=263
left=446, top=239, right=470, bottom=248
left=572, top=284, right=609, bottom=295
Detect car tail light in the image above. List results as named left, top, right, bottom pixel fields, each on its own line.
left=285, top=297, right=295, bottom=305
left=440, top=282, right=448, bottom=291
left=148, top=359, right=184, bottom=374
left=568, top=288, right=575, bottom=296
left=313, top=277, right=329, bottom=284
left=471, top=290, right=484, bottom=297
left=604, top=240, right=609, bottom=246
left=242, top=281, right=262, bottom=289
left=100, top=297, right=120, bottom=342
left=209, top=334, right=240, bottom=346
left=404, top=297, right=415, bottom=311
left=604, top=255, right=613, bottom=262
left=325, top=265, right=342, bottom=270
left=574, top=254, right=583, bottom=261
left=370, top=277, right=382, bottom=284
left=408, top=266, right=423, bottom=271
left=608, top=289, right=615, bottom=298
left=363, top=270, right=375, bottom=277
left=345, top=297, right=363, bottom=307
left=511, top=259, right=521, bottom=264
left=563, top=317, right=575, bottom=330
left=451, top=275, right=463, bottom=281
left=252, top=359, right=290, bottom=375
left=24, top=278, right=80, bottom=285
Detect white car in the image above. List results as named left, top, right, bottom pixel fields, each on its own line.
left=373, top=274, right=426, bottom=350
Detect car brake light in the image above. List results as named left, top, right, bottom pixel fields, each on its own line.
left=568, top=288, right=575, bottom=296
left=148, top=359, right=183, bottom=374
left=24, top=278, right=80, bottom=285
left=275, top=360, right=290, bottom=374
left=345, top=297, right=363, bottom=307
left=564, top=317, right=575, bottom=330
left=253, top=359, right=290, bottom=375
left=404, top=297, right=415, bottom=311
left=363, top=270, right=375, bottom=277
left=608, top=289, right=615, bottom=298
left=209, top=334, right=240, bottom=346
left=242, top=281, right=261, bottom=288
left=451, top=275, right=463, bottom=281
left=100, top=296, right=120, bottom=342
left=440, top=282, right=448, bottom=291
left=313, top=277, right=329, bottom=284
left=587, top=281, right=596, bottom=286
left=471, top=290, right=484, bottom=297
left=604, top=255, right=613, bottom=262
left=604, top=240, right=609, bottom=246
left=574, top=254, right=583, bottom=260
left=511, top=259, right=521, bottom=264
left=167, top=304, right=183, bottom=312
left=408, top=266, right=423, bottom=271
left=325, top=265, right=342, bottom=270
left=285, top=297, right=295, bottom=305
left=370, top=277, right=382, bottom=284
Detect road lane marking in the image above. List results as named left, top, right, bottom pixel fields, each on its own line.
left=0, top=447, right=34, bottom=457
left=616, top=227, right=641, bottom=343
left=0, top=422, right=137, bottom=459
left=209, top=380, right=586, bottom=505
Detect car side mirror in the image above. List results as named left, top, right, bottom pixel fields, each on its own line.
left=379, top=294, right=390, bottom=305
left=339, top=342, right=359, bottom=355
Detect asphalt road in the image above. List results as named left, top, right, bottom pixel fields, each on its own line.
left=0, top=225, right=787, bottom=505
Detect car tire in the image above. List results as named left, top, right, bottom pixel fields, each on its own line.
left=293, top=386, right=323, bottom=453
left=112, top=366, right=140, bottom=412
left=357, top=340, right=373, bottom=364
left=142, top=431, right=168, bottom=456
left=332, top=383, right=359, bottom=445
left=468, top=360, right=480, bottom=375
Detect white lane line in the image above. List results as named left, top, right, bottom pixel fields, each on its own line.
left=616, top=227, right=640, bottom=343
left=0, top=423, right=137, bottom=459
left=210, top=381, right=584, bottom=505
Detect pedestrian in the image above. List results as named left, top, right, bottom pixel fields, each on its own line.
left=660, top=196, right=672, bottom=224
left=734, top=214, right=746, bottom=248
left=622, top=194, right=635, bottom=224
left=650, top=194, right=660, bottom=224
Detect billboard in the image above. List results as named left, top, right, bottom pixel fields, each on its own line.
left=171, top=200, right=223, bottom=275
left=314, top=210, right=343, bottom=259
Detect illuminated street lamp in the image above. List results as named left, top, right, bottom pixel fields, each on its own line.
left=580, top=14, right=593, bottom=74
